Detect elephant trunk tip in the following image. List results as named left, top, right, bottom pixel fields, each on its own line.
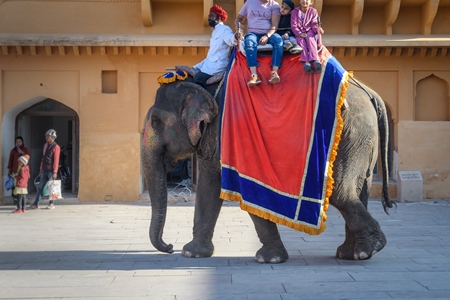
left=153, top=242, right=174, bottom=254
left=165, top=244, right=174, bottom=254
left=150, top=235, right=174, bottom=254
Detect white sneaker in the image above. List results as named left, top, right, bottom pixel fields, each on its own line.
left=284, top=41, right=293, bottom=50
left=289, top=45, right=303, bottom=54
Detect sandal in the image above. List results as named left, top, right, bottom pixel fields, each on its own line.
left=268, top=71, right=280, bottom=84
left=247, top=75, right=261, bottom=86
left=29, top=204, right=38, bottom=209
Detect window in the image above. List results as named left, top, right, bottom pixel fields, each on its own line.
left=102, top=70, right=118, bottom=94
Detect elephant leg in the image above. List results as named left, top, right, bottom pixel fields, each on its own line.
left=334, top=199, right=386, bottom=260
left=249, top=213, right=289, bottom=263
left=182, top=161, right=223, bottom=258
left=335, top=224, right=356, bottom=259
left=336, top=177, right=373, bottom=258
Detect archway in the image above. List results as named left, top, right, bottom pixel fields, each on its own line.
left=2, top=98, right=79, bottom=198
left=415, top=74, right=449, bottom=121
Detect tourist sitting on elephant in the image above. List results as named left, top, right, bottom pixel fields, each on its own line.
left=277, top=0, right=303, bottom=54
left=235, top=0, right=284, bottom=86
left=176, top=5, right=239, bottom=88
left=291, top=0, right=324, bottom=74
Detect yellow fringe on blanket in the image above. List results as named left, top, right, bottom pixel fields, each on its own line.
left=220, top=72, right=350, bottom=235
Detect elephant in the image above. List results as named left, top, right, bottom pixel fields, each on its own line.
left=142, top=74, right=393, bottom=263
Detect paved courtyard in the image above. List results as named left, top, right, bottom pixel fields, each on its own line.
left=1, top=196, right=450, bottom=300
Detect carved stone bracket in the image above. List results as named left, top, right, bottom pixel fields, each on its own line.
left=351, top=0, right=364, bottom=35
left=384, top=0, right=401, bottom=35
left=314, top=0, right=323, bottom=16
left=421, top=0, right=439, bottom=35
left=203, top=0, right=213, bottom=26
left=141, top=0, right=152, bottom=26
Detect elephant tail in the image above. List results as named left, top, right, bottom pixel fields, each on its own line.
left=351, top=78, right=395, bottom=213
left=372, top=93, right=396, bottom=214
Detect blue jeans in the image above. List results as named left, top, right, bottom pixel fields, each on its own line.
left=283, top=36, right=297, bottom=46
left=194, top=71, right=212, bottom=88
left=33, top=171, right=54, bottom=206
left=244, top=32, right=283, bottom=68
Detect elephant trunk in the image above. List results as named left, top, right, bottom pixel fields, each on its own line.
left=145, top=153, right=174, bottom=254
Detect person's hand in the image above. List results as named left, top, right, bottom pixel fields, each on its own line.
left=283, top=33, right=289, bottom=40
left=234, top=31, right=242, bottom=41
left=300, top=33, right=307, bottom=38
left=175, top=66, right=198, bottom=77
left=52, top=172, right=57, bottom=180
left=319, top=28, right=324, bottom=34
left=175, top=65, right=188, bottom=71
left=259, top=35, right=269, bottom=45
left=16, top=147, right=23, bottom=154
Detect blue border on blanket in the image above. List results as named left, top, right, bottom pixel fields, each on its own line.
left=302, top=56, right=346, bottom=200
left=218, top=47, right=237, bottom=155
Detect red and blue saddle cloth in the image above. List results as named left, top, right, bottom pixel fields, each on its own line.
left=219, top=47, right=350, bottom=235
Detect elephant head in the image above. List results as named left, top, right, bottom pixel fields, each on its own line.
left=142, top=81, right=219, bottom=253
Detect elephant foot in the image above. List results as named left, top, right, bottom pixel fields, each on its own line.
left=181, top=240, right=214, bottom=258
left=255, top=244, right=289, bottom=264
left=336, top=231, right=387, bottom=260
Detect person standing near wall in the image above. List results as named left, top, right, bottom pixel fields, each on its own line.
left=8, top=137, right=30, bottom=176
left=11, top=155, right=30, bottom=213
left=30, top=129, right=60, bottom=210
left=7, top=136, right=31, bottom=204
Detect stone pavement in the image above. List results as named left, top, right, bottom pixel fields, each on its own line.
left=1, top=196, right=450, bottom=300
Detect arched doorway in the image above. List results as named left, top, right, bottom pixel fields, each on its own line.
left=415, top=74, right=449, bottom=121
left=17, top=99, right=79, bottom=195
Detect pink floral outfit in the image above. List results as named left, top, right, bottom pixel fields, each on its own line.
left=291, top=6, right=320, bottom=63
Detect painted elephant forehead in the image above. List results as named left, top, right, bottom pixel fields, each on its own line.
left=143, top=108, right=178, bottom=145
left=142, top=120, right=158, bottom=146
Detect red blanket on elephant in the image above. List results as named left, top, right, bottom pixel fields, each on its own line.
left=220, top=47, right=350, bottom=235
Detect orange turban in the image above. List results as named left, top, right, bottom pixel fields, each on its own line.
left=210, top=4, right=228, bottom=22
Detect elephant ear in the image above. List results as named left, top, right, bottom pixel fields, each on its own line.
left=179, top=82, right=219, bottom=147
